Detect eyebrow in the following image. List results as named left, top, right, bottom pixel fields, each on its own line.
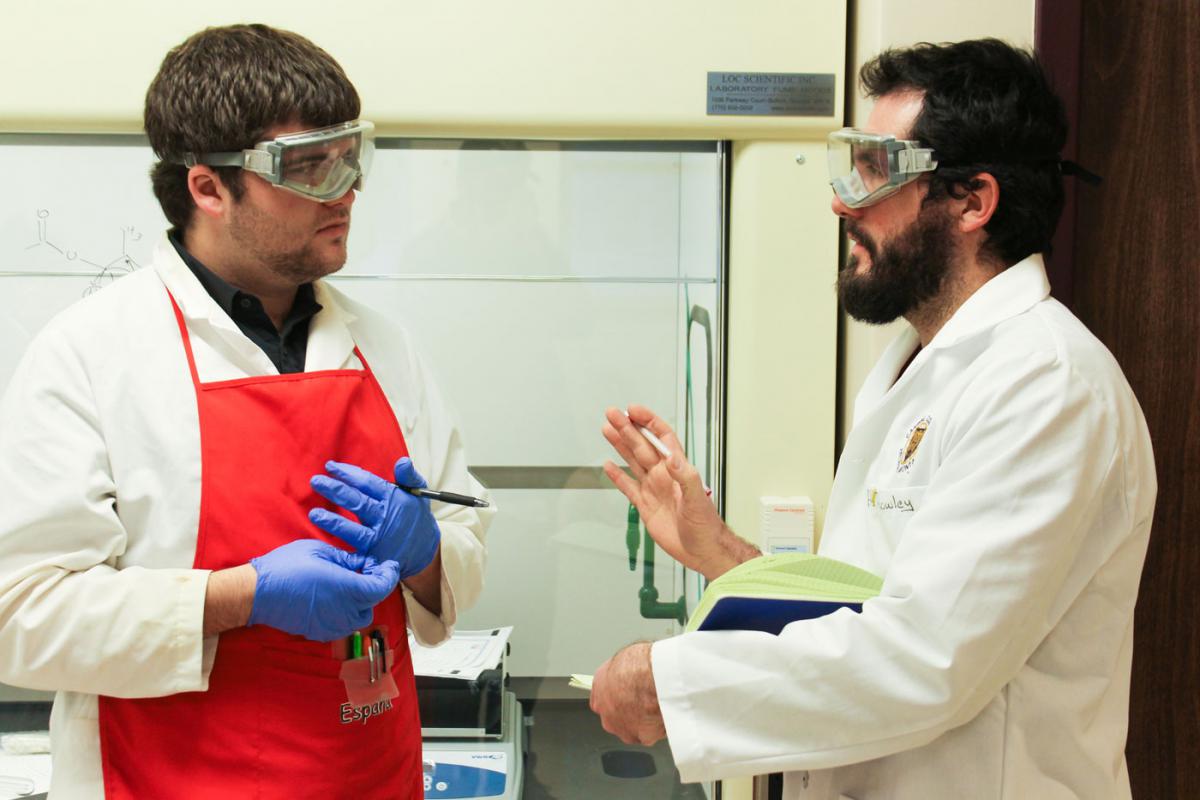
left=289, top=154, right=329, bottom=167
left=853, top=150, right=885, bottom=168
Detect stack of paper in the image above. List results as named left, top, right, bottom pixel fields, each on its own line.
left=685, top=553, right=882, bottom=635
left=0, top=753, right=49, bottom=799
left=408, top=627, right=513, bottom=680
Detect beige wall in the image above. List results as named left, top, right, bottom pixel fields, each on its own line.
left=724, top=139, right=840, bottom=545
left=838, top=0, right=1036, bottom=452
left=1, top=0, right=845, bottom=140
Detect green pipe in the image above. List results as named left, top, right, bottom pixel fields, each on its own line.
left=626, top=503, right=640, bottom=571
left=635, top=509, right=687, bottom=625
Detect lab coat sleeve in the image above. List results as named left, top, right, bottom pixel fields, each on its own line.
left=395, top=350, right=492, bottom=647
left=652, top=349, right=1139, bottom=782
left=0, top=323, right=210, bottom=698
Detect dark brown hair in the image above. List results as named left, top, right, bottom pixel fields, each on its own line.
left=861, top=38, right=1069, bottom=265
left=144, top=24, right=361, bottom=230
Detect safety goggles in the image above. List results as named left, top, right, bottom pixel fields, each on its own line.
left=827, top=128, right=937, bottom=208
left=182, top=120, right=375, bottom=202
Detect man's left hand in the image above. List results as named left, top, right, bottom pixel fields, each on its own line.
left=590, top=641, right=666, bottom=746
left=309, top=457, right=441, bottom=579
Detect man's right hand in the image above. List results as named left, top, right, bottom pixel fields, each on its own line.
left=247, top=539, right=400, bottom=641
left=601, top=404, right=759, bottom=581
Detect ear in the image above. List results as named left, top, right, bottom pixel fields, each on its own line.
left=186, top=166, right=233, bottom=220
left=958, top=172, right=1000, bottom=234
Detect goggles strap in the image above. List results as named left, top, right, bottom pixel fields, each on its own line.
left=179, top=152, right=246, bottom=169
left=1060, top=159, right=1103, bottom=186
left=937, top=157, right=1104, bottom=187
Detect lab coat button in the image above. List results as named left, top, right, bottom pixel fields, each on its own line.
left=801, top=771, right=810, bottom=788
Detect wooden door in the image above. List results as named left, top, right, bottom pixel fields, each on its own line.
left=1039, top=1, right=1200, bottom=796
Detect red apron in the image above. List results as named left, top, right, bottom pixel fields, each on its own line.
left=97, top=290, right=423, bottom=799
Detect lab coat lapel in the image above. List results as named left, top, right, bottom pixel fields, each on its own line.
left=150, top=236, right=282, bottom=376
left=852, top=325, right=922, bottom=428
left=306, top=281, right=359, bottom=371
left=152, top=236, right=364, bottom=375
left=925, top=255, right=1051, bottom=351
left=835, top=326, right=920, bottom=489
left=847, top=255, right=1051, bottom=432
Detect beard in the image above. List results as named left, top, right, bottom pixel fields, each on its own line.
left=837, top=203, right=957, bottom=325
left=227, top=200, right=349, bottom=285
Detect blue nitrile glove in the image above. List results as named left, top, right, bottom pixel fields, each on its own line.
left=248, top=539, right=400, bottom=642
left=308, top=457, right=441, bottom=580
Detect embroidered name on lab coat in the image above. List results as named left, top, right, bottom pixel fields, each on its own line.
left=896, top=415, right=932, bottom=473
left=867, top=490, right=915, bottom=512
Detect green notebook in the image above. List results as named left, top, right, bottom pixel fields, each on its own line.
left=685, top=553, right=883, bottom=635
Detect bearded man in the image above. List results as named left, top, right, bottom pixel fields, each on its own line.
left=591, top=38, right=1156, bottom=800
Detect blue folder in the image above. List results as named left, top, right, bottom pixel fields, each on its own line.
left=694, top=596, right=865, bottom=635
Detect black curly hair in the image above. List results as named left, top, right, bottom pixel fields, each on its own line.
left=861, top=38, right=1069, bottom=265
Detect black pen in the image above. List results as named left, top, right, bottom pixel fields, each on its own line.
left=397, top=485, right=490, bottom=508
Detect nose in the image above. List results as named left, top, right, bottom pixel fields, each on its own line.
left=830, top=192, right=862, bottom=220
left=326, top=187, right=356, bottom=209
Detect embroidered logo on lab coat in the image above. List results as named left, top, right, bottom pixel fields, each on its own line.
left=896, top=415, right=931, bottom=473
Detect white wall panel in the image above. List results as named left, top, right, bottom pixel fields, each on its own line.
left=453, top=489, right=678, bottom=677
left=329, top=278, right=683, bottom=466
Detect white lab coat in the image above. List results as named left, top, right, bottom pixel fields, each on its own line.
left=652, top=255, right=1156, bottom=800
left=0, top=237, right=492, bottom=798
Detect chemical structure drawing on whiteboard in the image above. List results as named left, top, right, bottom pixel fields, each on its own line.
left=25, top=209, right=143, bottom=296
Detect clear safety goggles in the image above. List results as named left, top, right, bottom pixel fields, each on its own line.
left=182, top=120, right=375, bottom=202
left=827, top=128, right=937, bottom=208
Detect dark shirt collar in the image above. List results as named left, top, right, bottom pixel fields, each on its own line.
left=168, top=231, right=238, bottom=315
left=167, top=230, right=320, bottom=322
left=167, top=230, right=322, bottom=374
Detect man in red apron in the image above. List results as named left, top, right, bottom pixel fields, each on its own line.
left=100, top=24, right=465, bottom=799
left=0, top=24, right=489, bottom=799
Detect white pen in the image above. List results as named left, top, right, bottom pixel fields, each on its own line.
left=623, top=410, right=673, bottom=458
left=622, top=409, right=713, bottom=497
